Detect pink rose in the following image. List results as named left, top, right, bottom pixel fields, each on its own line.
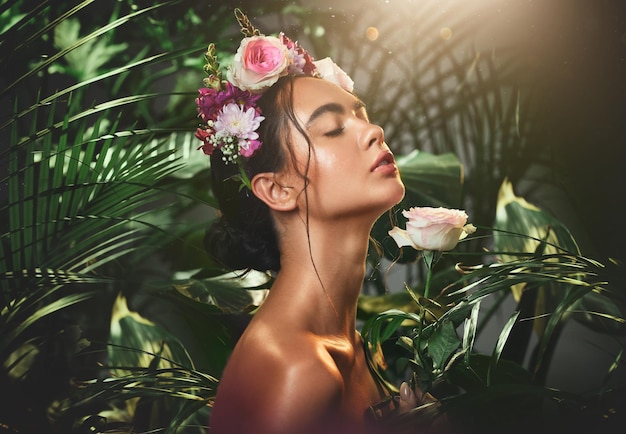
left=313, top=57, right=354, bottom=92
left=388, top=207, right=476, bottom=251
left=227, top=35, right=290, bottom=93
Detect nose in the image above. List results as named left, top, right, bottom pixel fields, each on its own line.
left=362, top=123, right=385, bottom=150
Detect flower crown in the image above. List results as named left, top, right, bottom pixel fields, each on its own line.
left=194, top=8, right=354, bottom=188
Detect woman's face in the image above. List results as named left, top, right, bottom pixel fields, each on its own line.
left=285, top=77, right=405, bottom=222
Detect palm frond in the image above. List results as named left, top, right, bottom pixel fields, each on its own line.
left=0, top=0, right=184, bottom=98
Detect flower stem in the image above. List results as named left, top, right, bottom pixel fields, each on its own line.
left=414, top=250, right=434, bottom=388
left=423, top=250, right=434, bottom=300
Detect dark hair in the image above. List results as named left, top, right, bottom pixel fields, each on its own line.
left=204, top=75, right=307, bottom=272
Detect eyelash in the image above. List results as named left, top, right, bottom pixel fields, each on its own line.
left=325, top=126, right=344, bottom=137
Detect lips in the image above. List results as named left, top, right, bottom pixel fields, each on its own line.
left=371, top=150, right=396, bottom=172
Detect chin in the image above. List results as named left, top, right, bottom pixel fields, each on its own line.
left=373, top=185, right=405, bottom=218
left=387, top=180, right=406, bottom=207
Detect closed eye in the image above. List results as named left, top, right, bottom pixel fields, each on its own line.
left=325, top=126, right=344, bottom=137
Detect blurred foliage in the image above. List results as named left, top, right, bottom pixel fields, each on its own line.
left=0, top=0, right=271, bottom=431
left=1, top=0, right=625, bottom=433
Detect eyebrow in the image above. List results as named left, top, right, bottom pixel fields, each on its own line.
left=305, top=99, right=366, bottom=129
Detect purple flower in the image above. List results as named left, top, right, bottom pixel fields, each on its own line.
left=217, top=82, right=262, bottom=111
left=214, top=103, right=264, bottom=139
left=241, top=139, right=262, bottom=157
left=214, top=103, right=265, bottom=158
left=280, top=33, right=316, bottom=75
left=195, top=87, right=221, bottom=121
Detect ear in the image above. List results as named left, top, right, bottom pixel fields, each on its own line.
left=251, top=172, right=297, bottom=212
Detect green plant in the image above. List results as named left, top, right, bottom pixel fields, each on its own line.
left=0, top=0, right=236, bottom=431
left=362, top=182, right=625, bottom=432
left=2, top=1, right=624, bottom=433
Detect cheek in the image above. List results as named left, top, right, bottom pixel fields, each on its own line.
left=315, top=150, right=342, bottom=173
left=308, top=150, right=352, bottom=190
left=288, top=133, right=356, bottom=189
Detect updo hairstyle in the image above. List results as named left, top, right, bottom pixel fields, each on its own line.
left=204, top=75, right=310, bottom=273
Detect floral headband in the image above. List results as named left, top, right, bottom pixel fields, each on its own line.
left=194, top=8, right=354, bottom=188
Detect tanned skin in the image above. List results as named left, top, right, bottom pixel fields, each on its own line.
left=210, top=77, right=406, bottom=434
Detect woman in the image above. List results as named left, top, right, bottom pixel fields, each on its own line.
left=196, top=10, right=423, bottom=434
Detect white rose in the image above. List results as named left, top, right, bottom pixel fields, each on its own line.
left=313, top=57, right=354, bottom=92
left=389, top=207, right=476, bottom=251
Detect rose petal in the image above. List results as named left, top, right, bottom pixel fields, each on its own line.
left=228, top=36, right=290, bottom=93
left=459, top=224, right=477, bottom=240
left=388, top=227, right=420, bottom=249
left=394, top=207, right=474, bottom=252
left=313, top=57, right=354, bottom=92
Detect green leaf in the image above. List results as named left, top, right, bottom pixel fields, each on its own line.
left=488, top=310, right=520, bottom=386
left=494, top=178, right=580, bottom=261
left=170, top=272, right=270, bottom=313
left=397, top=150, right=464, bottom=208
left=108, top=293, right=195, bottom=373
left=426, top=318, right=460, bottom=371
left=446, top=353, right=532, bottom=392
left=439, top=380, right=580, bottom=432
left=462, top=301, right=481, bottom=364
left=52, top=18, right=129, bottom=80
left=492, top=178, right=624, bottom=351
left=358, top=291, right=420, bottom=318
left=1, top=0, right=184, bottom=98
left=361, top=309, right=421, bottom=348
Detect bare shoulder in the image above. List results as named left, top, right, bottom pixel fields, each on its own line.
left=211, top=325, right=344, bottom=434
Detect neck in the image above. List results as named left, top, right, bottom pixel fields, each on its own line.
left=265, top=216, right=373, bottom=338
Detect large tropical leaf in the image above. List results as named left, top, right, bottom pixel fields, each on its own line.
left=52, top=294, right=217, bottom=434
left=492, top=179, right=624, bottom=375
